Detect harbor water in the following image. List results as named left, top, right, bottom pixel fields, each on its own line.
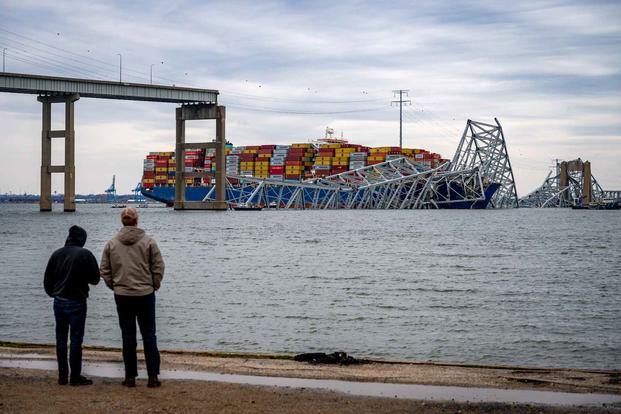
left=0, top=203, right=619, bottom=370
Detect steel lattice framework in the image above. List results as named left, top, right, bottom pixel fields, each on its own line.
left=519, top=160, right=608, bottom=208
left=450, top=118, right=519, bottom=208
left=203, top=119, right=516, bottom=209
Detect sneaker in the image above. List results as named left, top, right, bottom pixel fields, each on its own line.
left=147, top=376, right=161, bottom=388
left=58, top=378, right=68, bottom=385
left=122, top=377, right=136, bottom=387
left=69, top=376, right=93, bottom=386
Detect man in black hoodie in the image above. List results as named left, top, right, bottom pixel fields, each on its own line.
left=44, top=225, right=100, bottom=386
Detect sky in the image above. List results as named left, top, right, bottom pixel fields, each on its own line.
left=0, top=0, right=619, bottom=195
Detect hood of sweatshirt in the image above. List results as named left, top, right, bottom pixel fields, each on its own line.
left=65, top=225, right=87, bottom=247
left=117, top=226, right=146, bottom=245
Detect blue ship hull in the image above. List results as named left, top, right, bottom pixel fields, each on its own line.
left=142, top=182, right=500, bottom=209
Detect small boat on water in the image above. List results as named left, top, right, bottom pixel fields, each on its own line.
left=572, top=201, right=620, bottom=210
left=111, top=204, right=127, bottom=209
left=233, top=202, right=263, bottom=211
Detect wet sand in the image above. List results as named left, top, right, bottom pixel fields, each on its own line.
left=0, top=343, right=619, bottom=413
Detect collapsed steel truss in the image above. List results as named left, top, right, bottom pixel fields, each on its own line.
left=518, top=160, right=611, bottom=208
left=203, top=119, right=517, bottom=209
left=451, top=118, right=519, bottom=208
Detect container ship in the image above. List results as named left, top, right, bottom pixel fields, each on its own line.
left=141, top=136, right=450, bottom=206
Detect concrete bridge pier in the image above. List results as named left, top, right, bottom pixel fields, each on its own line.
left=174, top=104, right=227, bottom=210
left=37, top=94, right=80, bottom=212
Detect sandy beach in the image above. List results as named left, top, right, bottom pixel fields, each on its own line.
left=0, top=343, right=619, bottom=413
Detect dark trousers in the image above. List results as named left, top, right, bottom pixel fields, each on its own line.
left=53, top=297, right=87, bottom=381
left=114, top=292, right=160, bottom=378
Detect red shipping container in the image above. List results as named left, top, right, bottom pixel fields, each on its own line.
left=142, top=172, right=155, bottom=178
left=146, top=155, right=158, bottom=160
left=285, top=174, right=301, bottom=179
left=142, top=182, right=154, bottom=189
left=259, top=145, right=276, bottom=149
left=285, top=160, right=303, bottom=166
left=270, top=166, right=284, bottom=173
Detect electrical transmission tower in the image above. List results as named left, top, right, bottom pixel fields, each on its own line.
left=391, top=90, right=411, bottom=148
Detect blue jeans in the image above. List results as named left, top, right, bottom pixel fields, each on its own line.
left=53, top=297, right=87, bottom=381
left=114, top=292, right=160, bottom=377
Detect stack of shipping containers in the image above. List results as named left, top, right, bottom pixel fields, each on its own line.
left=184, top=149, right=203, bottom=186
left=349, top=151, right=367, bottom=170
left=226, top=146, right=241, bottom=176
left=142, top=154, right=156, bottom=189
left=286, top=144, right=314, bottom=180
left=142, top=141, right=447, bottom=190
left=314, top=145, right=333, bottom=178
left=270, top=145, right=288, bottom=180
left=255, top=145, right=273, bottom=179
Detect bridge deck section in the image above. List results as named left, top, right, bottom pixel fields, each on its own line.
left=0, top=72, right=217, bottom=104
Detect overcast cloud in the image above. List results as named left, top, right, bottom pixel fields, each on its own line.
left=0, top=0, right=619, bottom=195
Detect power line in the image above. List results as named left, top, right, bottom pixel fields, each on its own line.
left=225, top=102, right=390, bottom=115
left=391, top=89, right=411, bottom=148
left=0, top=41, right=112, bottom=79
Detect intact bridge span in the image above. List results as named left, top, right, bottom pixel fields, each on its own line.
left=0, top=72, right=226, bottom=212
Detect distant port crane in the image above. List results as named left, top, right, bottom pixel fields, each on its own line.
left=105, top=175, right=117, bottom=203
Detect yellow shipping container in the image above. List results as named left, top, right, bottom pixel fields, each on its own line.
left=155, top=167, right=168, bottom=172
left=155, top=175, right=167, bottom=180
left=258, top=153, right=272, bottom=158
left=242, top=149, right=258, bottom=154
left=142, top=179, right=155, bottom=184
left=167, top=179, right=175, bottom=184
left=314, top=160, right=331, bottom=166
left=291, top=143, right=313, bottom=148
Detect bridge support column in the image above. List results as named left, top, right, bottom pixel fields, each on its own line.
left=38, top=94, right=80, bottom=212
left=582, top=161, right=592, bottom=205
left=174, top=104, right=227, bottom=210
left=559, top=161, right=569, bottom=206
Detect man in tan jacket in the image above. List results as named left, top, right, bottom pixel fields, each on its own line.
left=100, top=207, right=164, bottom=388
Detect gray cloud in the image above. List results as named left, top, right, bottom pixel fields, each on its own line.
left=0, top=0, right=619, bottom=194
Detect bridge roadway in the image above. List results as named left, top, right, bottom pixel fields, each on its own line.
left=0, top=72, right=225, bottom=212
left=0, top=72, right=217, bottom=103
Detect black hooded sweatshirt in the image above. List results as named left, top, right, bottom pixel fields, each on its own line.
left=44, top=225, right=101, bottom=300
